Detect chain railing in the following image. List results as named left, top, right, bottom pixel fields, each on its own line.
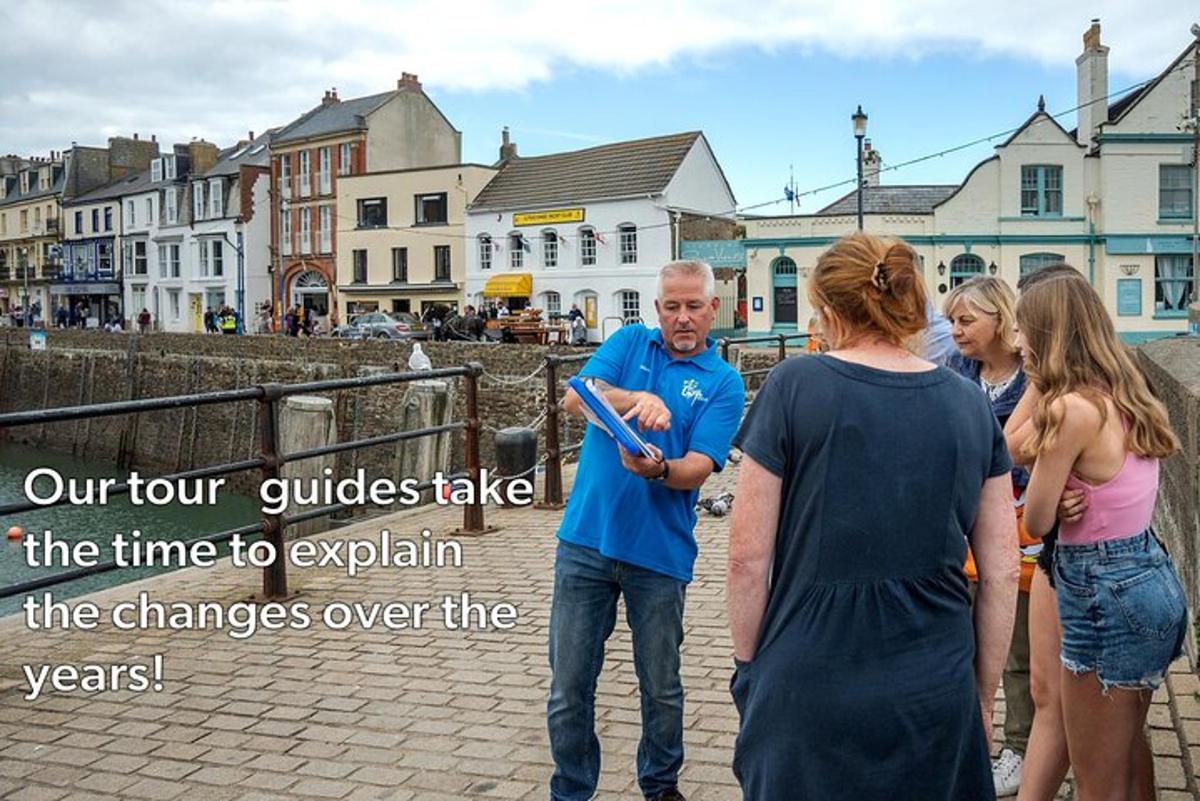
left=0, top=362, right=487, bottom=601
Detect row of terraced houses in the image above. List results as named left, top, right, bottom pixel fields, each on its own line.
left=0, top=23, right=1196, bottom=341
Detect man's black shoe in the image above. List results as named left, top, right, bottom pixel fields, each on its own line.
left=648, top=790, right=687, bottom=801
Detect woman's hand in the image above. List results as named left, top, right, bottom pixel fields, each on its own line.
left=1057, top=488, right=1088, bottom=524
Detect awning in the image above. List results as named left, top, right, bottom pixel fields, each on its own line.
left=482, top=273, right=533, bottom=297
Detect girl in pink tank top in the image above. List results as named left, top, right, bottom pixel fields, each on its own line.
left=1012, top=271, right=1183, bottom=801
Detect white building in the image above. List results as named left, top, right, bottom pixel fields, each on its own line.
left=125, top=136, right=272, bottom=332
left=740, top=22, right=1198, bottom=343
left=465, top=130, right=736, bottom=341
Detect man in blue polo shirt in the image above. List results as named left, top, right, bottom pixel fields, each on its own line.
left=548, top=260, right=745, bottom=801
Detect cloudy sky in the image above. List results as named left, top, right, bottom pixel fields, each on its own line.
left=1, top=1, right=1195, bottom=211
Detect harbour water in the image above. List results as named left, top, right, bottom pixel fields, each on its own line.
left=0, top=441, right=259, bottom=617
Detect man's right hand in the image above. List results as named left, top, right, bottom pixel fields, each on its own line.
left=622, top=391, right=671, bottom=432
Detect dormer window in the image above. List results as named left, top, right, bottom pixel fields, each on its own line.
left=151, top=159, right=163, bottom=183
left=165, top=155, right=177, bottom=180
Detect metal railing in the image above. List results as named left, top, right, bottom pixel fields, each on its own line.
left=0, top=363, right=487, bottom=601
left=538, top=353, right=591, bottom=508
left=717, top=332, right=811, bottom=379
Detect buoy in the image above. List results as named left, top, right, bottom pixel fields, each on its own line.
left=6, top=525, right=22, bottom=541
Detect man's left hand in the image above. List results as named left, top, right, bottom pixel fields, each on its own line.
left=619, top=446, right=666, bottom=479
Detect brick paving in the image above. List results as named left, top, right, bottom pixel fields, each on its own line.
left=0, top=463, right=1197, bottom=800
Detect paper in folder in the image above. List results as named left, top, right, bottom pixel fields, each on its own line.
left=567, top=376, right=660, bottom=459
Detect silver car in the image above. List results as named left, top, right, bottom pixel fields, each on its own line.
left=332, top=311, right=427, bottom=340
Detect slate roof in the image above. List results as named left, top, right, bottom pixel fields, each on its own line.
left=469, top=131, right=705, bottom=211
left=65, top=168, right=154, bottom=205
left=816, top=185, right=959, bottom=216
left=0, top=165, right=66, bottom=209
left=272, top=91, right=396, bottom=146
left=206, top=129, right=277, bottom=177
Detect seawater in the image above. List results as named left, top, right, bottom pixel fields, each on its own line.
left=0, top=441, right=259, bottom=617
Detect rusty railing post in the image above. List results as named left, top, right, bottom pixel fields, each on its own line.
left=719, top=337, right=730, bottom=364
left=461, top=362, right=486, bottom=533
left=539, top=355, right=564, bottom=508
left=257, top=383, right=287, bottom=599
left=776, top=333, right=787, bottom=364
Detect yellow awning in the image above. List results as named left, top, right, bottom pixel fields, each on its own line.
left=482, top=273, right=533, bottom=297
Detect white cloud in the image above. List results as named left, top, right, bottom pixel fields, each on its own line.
left=0, top=0, right=1193, bottom=159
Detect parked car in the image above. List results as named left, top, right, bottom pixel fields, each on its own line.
left=331, top=311, right=427, bottom=340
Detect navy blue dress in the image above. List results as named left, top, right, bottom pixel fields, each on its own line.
left=731, top=355, right=1011, bottom=801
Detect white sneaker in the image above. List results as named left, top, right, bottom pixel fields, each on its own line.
left=992, top=748, right=1023, bottom=797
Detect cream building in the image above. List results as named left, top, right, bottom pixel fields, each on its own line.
left=0, top=156, right=62, bottom=321
left=335, top=164, right=496, bottom=319
left=741, top=22, right=1198, bottom=343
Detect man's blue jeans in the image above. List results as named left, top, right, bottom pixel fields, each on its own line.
left=547, top=539, right=687, bottom=800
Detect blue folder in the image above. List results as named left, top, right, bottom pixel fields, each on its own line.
left=567, top=376, right=658, bottom=458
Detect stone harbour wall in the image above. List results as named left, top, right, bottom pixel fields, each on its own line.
left=0, top=330, right=591, bottom=499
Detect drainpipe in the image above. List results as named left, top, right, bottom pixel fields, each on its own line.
left=1086, top=194, right=1099, bottom=286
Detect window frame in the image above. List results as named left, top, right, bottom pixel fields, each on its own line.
left=618, top=224, right=637, bottom=265
left=353, top=249, right=368, bottom=284
left=949, top=254, right=985, bottom=288
left=1153, top=254, right=1194, bottom=317
left=391, top=247, right=408, bottom=282
left=542, top=230, right=558, bottom=268
left=299, top=207, right=311, bottom=253
left=579, top=227, right=596, bottom=266
left=1020, top=164, right=1063, bottom=217
left=192, top=182, right=205, bottom=222
left=357, top=197, right=388, bottom=229
left=619, top=289, right=641, bottom=321
left=414, top=192, right=448, bottom=226
left=1159, top=164, right=1194, bottom=220
left=433, top=245, right=451, bottom=282
left=1018, top=252, right=1065, bottom=277
left=509, top=232, right=524, bottom=269
left=338, top=142, right=352, bottom=176
left=478, top=235, right=492, bottom=271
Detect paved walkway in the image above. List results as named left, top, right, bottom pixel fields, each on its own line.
left=1, top=464, right=1197, bottom=800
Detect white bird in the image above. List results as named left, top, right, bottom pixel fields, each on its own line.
left=408, top=343, right=432, bottom=371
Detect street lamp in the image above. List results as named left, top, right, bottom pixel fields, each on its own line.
left=852, top=105, right=868, bottom=231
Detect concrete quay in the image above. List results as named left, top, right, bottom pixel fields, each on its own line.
left=1, top=464, right=1198, bottom=800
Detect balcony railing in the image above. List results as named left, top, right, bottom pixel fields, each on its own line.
left=45, top=219, right=59, bottom=233
left=0, top=267, right=9, bottom=281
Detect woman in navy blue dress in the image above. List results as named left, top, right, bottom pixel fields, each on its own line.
left=727, top=232, right=1021, bottom=800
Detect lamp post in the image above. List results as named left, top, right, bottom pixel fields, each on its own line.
left=852, top=105, right=868, bottom=231
left=1189, top=23, right=1199, bottom=304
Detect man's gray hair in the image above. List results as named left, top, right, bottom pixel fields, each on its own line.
left=657, top=260, right=715, bottom=300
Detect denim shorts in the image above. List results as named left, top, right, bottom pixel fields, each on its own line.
left=1053, top=529, right=1187, bottom=690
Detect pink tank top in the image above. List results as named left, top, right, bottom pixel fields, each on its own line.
left=1059, top=450, right=1158, bottom=545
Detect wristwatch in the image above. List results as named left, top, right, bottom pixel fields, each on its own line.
left=649, top=459, right=670, bottom=483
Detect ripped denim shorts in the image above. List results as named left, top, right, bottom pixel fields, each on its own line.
left=1053, top=529, right=1187, bottom=691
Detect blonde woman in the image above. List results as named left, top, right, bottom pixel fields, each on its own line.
left=1012, top=270, right=1184, bottom=801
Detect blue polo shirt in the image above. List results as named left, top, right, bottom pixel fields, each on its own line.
left=557, top=324, right=745, bottom=582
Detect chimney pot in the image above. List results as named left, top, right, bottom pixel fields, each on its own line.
left=133, top=133, right=139, bottom=140
left=249, top=130, right=255, bottom=140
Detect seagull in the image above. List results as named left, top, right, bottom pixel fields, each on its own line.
left=408, top=343, right=432, bottom=371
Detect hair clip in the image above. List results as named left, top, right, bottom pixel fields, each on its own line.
left=871, top=262, right=889, bottom=291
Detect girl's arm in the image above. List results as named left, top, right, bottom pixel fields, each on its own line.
left=1024, top=395, right=1100, bottom=538
left=1003, top=384, right=1041, bottom=466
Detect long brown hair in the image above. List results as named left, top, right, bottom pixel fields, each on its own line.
left=808, top=233, right=926, bottom=347
left=1015, top=271, right=1178, bottom=458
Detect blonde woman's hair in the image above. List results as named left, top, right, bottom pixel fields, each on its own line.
left=943, top=276, right=1020, bottom=356
left=1015, top=271, right=1179, bottom=458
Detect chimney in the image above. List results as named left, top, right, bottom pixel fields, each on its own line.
left=398, top=72, right=422, bottom=91
left=321, top=88, right=340, bottom=106
left=499, top=126, right=518, bottom=162
left=133, top=132, right=139, bottom=140
left=249, top=130, right=255, bottom=141
left=189, top=140, right=220, bottom=175
left=860, top=140, right=882, bottom=188
left=1076, top=19, right=1109, bottom=149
